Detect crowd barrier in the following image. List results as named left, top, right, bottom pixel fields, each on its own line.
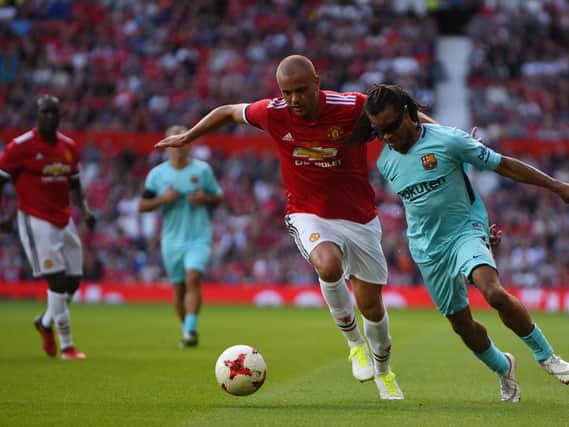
left=2, top=130, right=569, bottom=163
left=1, top=282, right=568, bottom=312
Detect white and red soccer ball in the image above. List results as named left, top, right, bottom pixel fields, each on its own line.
left=215, top=345, right=267, bottom=396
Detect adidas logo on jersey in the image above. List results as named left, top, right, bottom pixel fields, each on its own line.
left=35, top=152, right=44, bottom=160
left=282, top=132, right=294, bottom=142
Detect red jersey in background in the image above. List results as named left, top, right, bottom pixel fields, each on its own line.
left=0, top=128, right=79, bottom=227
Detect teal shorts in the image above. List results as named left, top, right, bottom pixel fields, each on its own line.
left=416, top=232, right=496, bottom=316
left=161, top=242, right=211, bottom=284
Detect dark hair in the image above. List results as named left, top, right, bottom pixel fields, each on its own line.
left=365, top=84, right=424, bottom=123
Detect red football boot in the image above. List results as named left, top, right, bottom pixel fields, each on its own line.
left=33, top=315, right=57, bottom=357
left=61, top=346, right=87, bottom=360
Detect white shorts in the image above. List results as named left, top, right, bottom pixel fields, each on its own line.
left=284, top=213, right=388, bottom=284
left=17, top=211, right=83, bottom=278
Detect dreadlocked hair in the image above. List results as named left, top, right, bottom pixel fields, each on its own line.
left=365, top=84, right=425, bottom=123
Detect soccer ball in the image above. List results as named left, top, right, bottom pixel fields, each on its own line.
left=215, top=345, right=267, bottom=396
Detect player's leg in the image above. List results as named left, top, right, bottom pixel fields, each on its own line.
left=179, top=243, right=209, bottom=348
left=17, top=212, right=62, bottom=357
left=179, top=269, right=202, bottom=347
left=346, top=217, right=403, bottom=399
left=446, top=306, right=519, bottom=402
left=172, top=281, right=186, bottom=323
left=418, top=249, right=520, bottom=402
left=161, top=246, right=188, bottom=347
left=310, top=242, right=367, bottom=345
left=57, top=221, right=86, bottom=360
left=471, top=265, right=569, bottom=384
left=351, top=278, right=403, bottom=399
left=284, top=214, right=369, bottom=379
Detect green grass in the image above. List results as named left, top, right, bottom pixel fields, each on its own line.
left=0, top=302, right=568, bottom=427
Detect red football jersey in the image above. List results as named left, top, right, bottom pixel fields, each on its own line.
left=0, top=129, right=80, bottom=228
left=244, top=90, right=377, bottom=223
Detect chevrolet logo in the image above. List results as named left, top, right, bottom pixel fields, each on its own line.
left=292, top=147, right=338, bottom=160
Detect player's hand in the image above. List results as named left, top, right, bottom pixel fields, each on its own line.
left=471, top=126, right=481, bottom=142
left=489, top=224, right=502, bottom=247
left=154, top=134, right=187, bottom=149
left=0, top=218, right=14, bottom=233
left=83, top=210, right=97, bottom=232
left=187, top=189, right=207, bottom=205
left=554, top=181, right=569, bottom=203
left=161, top=187, right=180, bottom=204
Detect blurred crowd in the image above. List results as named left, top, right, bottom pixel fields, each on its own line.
left=1, top=142, right=567, bottom=288
left=467, top=0, right=569, bottom=140
left=1, top=0, right=568, bottom=288
left=0, top=0, right=438, bottom=132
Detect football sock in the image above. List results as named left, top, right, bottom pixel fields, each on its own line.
left=50, top=291, right=74, bottom=349
left=520, top=323, right=554, bottom=363
left=183, top=314, right=198, bottom=337
left=42, top=289, right=58, bottom=328
left=474, top=340, right=510, bottom=376
left=319, top=277, right=363, bottom=345
left=363, top=310, right=392, bottom=375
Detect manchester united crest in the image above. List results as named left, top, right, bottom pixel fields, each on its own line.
left=64, top=149, right=73, bottom=163
left=309, top=233, right=320, bottom=242
left=327, top=126, right=343, bottom=141
left=421, top=153, right=437, bottom=170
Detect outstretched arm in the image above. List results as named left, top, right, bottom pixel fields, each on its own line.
left=155, top=104, right=249, bottom=149
left=495, top=156, right=569, bottom=202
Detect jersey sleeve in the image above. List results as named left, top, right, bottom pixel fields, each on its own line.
left=68, top=141, right=80, bottom=177
left=447, top=128, right=502, bottom=171
left=0, top=139, right=27, bottom=177
left=243, top=99, right=271, bottom=131
left=144, top=167, right=160, bottom=194
left=201, top=164, right=223, bottom=196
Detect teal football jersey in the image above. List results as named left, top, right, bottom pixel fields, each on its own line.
left=377, top=124, right=502, bottom=263
left=144, top=159, right=222, bottom=247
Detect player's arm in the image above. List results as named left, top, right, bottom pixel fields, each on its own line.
left=155, top=104, right=249, bottom=149
left=70, top=175, right=96, bottom=231
left=187, top=190, right=223, bottom=207
left=495, top=156, right=569, bottom=203
left=0, top=175, right=16, bottom=232
left=138, top=187, right=180, bottom=212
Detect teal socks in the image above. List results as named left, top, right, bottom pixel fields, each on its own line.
left=521, top=324, right=554, bottom=363
left=474, top=340, right=510, bottom=375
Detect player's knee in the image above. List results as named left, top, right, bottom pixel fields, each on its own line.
left=185, top=270, right=202, bottom=288
left=483, top=285, right=510, bottom=310
left=315, top=263, right=343, bottom=282
left=310, top=246, right=343, bottom=282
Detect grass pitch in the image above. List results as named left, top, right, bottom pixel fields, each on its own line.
left=0, top=301, right=568, bottom=427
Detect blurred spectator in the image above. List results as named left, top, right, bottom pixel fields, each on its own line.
left=0, top=1, right=567, bottom=288
left=0, top=1, right=437, bottom=132
left=467, top=1, right=569, bottom=139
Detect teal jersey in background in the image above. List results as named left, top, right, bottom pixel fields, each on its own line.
left=377, top=124, right=502, bottom=263
left=144, top=159, right=222, bottom=247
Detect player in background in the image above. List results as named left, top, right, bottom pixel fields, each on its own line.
left=365, top=83, right=569, bottom=402
left=139, top=125, right=223, bottom=348
left=155, top=55, right=435, bottom=400
left=0, top=95, right=95, bottom=360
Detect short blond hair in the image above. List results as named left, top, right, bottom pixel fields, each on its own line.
left=165, top=125, right=188, bottom=137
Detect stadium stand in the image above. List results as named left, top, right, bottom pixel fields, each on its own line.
left=0, top=1, right=567, bottom=288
